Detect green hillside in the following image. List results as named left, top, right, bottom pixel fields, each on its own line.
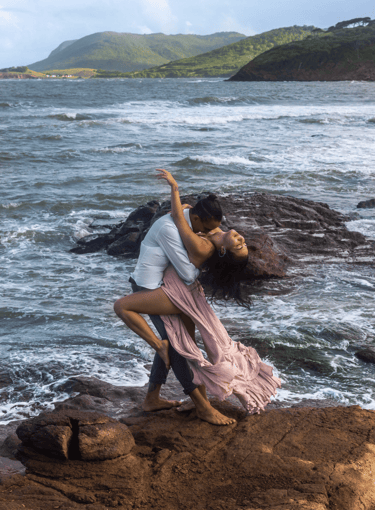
left=28, top=31, right=246, bottom=73
left=114, top=26, right=314, bottom=78
left=230, top=21, right=375, bottom=81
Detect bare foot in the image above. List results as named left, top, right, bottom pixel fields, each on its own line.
left=142, top=397, right=182, bottom=412
left=196, top=405, right=236, bottom=426
left=176, top=399, right=195, bottom=412
left=157, top=339, right=170, bottom=370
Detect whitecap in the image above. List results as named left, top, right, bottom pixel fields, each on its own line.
left=2, top=202, right=20, bottom=209
left=189, top=154, right=253, bottom=166
left=346, top=219, right=375, bottom=239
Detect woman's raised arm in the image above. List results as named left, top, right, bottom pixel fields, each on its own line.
left=156, top=169, right=214, bottom=268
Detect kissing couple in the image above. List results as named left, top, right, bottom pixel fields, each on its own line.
left=114, top=169, right=281, bottom=425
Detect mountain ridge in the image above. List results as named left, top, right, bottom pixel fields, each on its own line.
left=111, top=26, right=315, bottom=78
left=28, top=31, right=246, bottom=73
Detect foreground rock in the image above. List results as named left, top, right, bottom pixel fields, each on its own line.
left=70, top=192, right=374, bottom=280
left=2, top=399, right=375, bottom=509
left=16, top=409, right=135, bottom=462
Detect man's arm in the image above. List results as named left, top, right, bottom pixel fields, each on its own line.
left=158, top=223, right=200, bottom=285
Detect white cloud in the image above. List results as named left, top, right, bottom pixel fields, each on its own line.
left=186, top=21, right=192, bottom=26
left=139, top=0, right=178, bottom=32
left=138, top=25, right=153, bottom=34
left=0, top=8, right=17, bottom=25
left=219, top=15, right=256, bottom=36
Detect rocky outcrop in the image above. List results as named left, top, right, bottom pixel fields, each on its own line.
left=2, top=396, right=375, bottom=509
left=70, top=192, right=374, bottom=279
left=358, top=198, right=375, bottom=209
left=355, top=347, right=375, bottom=364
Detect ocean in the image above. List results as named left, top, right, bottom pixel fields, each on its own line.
left=1, top=77, right=375, bottom=424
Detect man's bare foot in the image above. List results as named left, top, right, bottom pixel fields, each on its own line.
left=142, top=397, right=182, bottom=412
left=157, top=339, right=170, bottom=370
left=176, top=399, right=195, bottom=412
left=196, top=405, right=236, bottom=426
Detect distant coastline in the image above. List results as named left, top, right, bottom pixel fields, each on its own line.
left=4, top=19, right=375, bottom=82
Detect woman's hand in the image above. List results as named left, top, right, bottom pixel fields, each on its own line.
left=156, top=169, right=178, bottom=190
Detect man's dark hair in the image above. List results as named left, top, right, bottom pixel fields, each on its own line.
left=191, top=194, right=222, bottom=222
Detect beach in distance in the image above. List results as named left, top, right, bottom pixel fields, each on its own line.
left=1, top=77, right=375, bottom=427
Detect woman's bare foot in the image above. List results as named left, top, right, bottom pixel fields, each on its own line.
left=196, top=404, right=236, bottom=426
left=157, top=339, right=170, bottom=370
left=142, top=397, right=182, bottom=412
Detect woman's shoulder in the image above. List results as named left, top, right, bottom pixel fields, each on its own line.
left=197, top=234, right=215, bottom=256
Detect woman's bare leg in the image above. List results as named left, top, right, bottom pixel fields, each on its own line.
left=114, top=288, right=182, bottom=370
left=114, top=288, right=236, bottom=425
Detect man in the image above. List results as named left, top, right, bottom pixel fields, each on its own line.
left=115, top=194, right=236, bottom=425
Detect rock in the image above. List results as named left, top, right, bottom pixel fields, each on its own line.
left=4, top=402, right=375, bottom=509
left=16, top=409, right=135, bottom=462
left=357, top=198, right=375, bottom=209
left=1, top=433, right=21, bottom=459
left=70, top=192, right=373, bottom=279
left=79, top=420, right=134, bottom=461
left=355, top=347, right=375, bottom=364
left=70, top=233, right=116, bottom=254
left=0, top=456, right=25, bottom=482
left=107, top=230, right=143, bottom=256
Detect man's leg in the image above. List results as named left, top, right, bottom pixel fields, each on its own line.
left=130, top=278, right=197, bottom=411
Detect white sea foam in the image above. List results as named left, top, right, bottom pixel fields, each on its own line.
left=346, top=219, right=375, bottom=239
left=98, top=144, right=142, bottom=153
left=189, top=154, right=253, bottom=166
left=1, top=202, right=20, bottom=209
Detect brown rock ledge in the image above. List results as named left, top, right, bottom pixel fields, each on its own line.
left=1, top=398, right=375, bottom=510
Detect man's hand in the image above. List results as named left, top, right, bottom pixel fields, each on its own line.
left=156, top=169, right=178, bottom=190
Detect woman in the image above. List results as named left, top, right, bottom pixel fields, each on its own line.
left=114, top=170, right=281, bottom=415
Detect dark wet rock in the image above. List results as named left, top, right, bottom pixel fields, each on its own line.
left=70, top=233, right=117, bottom=254
left=16, top=409, right=135, bottom=463
left=355, top=347, right=375, bottom=364
left=357, top=198, right=375, bottom=209
left=107, top=230, right=143, bottom=256
left=70, top=192, right=374, bottom=279
left=69, top=200, right=159, bottom=256
left=1, top=433, right=22, bottom=459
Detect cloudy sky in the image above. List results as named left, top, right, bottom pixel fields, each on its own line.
left=1, top=0, right=374, bottom=68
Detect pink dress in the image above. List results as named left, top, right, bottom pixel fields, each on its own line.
left=160, top=265, right=281, bottom=414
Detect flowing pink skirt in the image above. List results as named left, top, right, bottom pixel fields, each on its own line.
left=160, top=265, right=281, bottom=414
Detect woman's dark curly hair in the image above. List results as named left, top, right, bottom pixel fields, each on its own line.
left=199, top=248, right=251, bottom=309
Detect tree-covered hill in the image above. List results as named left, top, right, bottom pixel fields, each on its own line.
left=113, top=26, right=314, bottom=78
left=230, top=21, right=375, bottom=81
left=28, top=32, right=246, bottom=73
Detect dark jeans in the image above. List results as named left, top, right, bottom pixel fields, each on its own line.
left=129, top=277, right=197, bottom=395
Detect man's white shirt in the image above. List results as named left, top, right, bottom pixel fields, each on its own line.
left=131, top=208, right=199, bottom=289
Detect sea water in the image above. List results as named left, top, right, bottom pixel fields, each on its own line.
left=1, top=78, right=375, bottom=424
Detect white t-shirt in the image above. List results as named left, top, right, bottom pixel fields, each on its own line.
left=131, top=208, right=199, bottom=289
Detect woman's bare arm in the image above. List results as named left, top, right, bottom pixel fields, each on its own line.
left=156, top=169, right=214, bottom=268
